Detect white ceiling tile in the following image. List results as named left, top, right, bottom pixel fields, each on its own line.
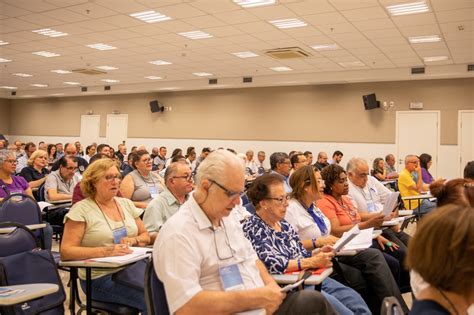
left=155, top=20, right=197, bottom=33
left=189, top=0, right=239, bottom=14
left=297, top=34, right=333, bottom=45
left=304, top=12, right=348, bottom=26
left=69, top=20, right=118, bottom=32
left=435, top=8, right=474, bottom=23
left=319, top=49, right=353, bottom=57
left=391, top=13, right=437, bottom=27
left=41, top=8, right=90, bottom=23
left=352, top=18, right=396, bottom=31
left=430, top=0, right=474, bottom=11
left=214, top=10, right=260, bottom=25
left=47, top=23, right=92, bottom=36
left=225, top=34, right=262, bottom=44
left=3, top=0, right=58, bottom=12
left=97, top=15, right=144, bottom=28
left=128, top=25, right=167, bottom=36
left=0, top=18, right=42, bottom=31
left=328, top=0, right=379, bottom=11
left=318, top=23, right=358, bottom=35
left=364, top=28, right=402, bottom=39
left=202, top=25, right=243, bottom=37
left=284, top=0, right=336, bottom=15
left=235, top=21, right=275, bottom=34
left=371, top=36, right=409, bottom=46
left=349, top=46, right=382, bottom=55
left=247, top=5, right=296, bottom=20
left=253, top=30, right=292, bottom=41
left=44, top=0, right=88, bottom=6
left=185, top=15, right=227, bottom=28
left=283, top=26, right=323, bottom=38
left=93, top=0, right=150, bottom=14
left=67, top=3, right=119, bottom=19
left=328, top=32, right=366, bottom=42
left=411, top=42, right=448, bottom=51
left=341, top=6, right=389, bottom=22
left=451, top=53, right=474, bottom=63
left=399, top=24, right=441, bottom=37
left=157, top=4, right=206, bottom=19
left=265, top=38, right=306, bottom=48
left=18, top=14, right=64, bottom=27
left=0, top=3, right=34, bottom=17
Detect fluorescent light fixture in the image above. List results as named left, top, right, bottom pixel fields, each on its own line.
left=32, top=28, right=68, bottom=38
left=233, top=0, right=275, bottom=8
left=0, top=58, right=12, bottom=62
left=30, top=84, right=48, bottom=87
left=51, top=69, right=72, bottom=74
left=269, top=18, right=307, bottom=29
left=311, top=44, right=339, bottom=51
left=50, top=93, right=65, bottom=96
left=408, top=35, right=441, bottom=43
left=386, top=1, right=429, bottom=16
left=149, top=60, right=172, bottom=66
left=192, top=72, right=213, bottom=77
left=338, top=61, right=365, bottom=67
left=0, top=86, right=17, bottom=90
left=0, top=40, right=9, bottom=46
left=101, top=79, right=120, bottom=83
left=96, top=65, right=118, bottom=70
left=12, top=73, right=33, bottom=77
left=63, top=81, right=81, bottom=85
left=270, top=66, right=293, bottom=72
left=86, top=43, right=117, bottom=51
left=144, top=76, right=163, bottom=80
left=232, top=51, right=259, bottom=58
left=178, top=31, right=213, bottom=40
left=130, top=10, right=171, bottom=23
left=423, top=56, right=448, bottom=62
left=32, top=51, right=60, bottom=57
left=159, top=87, right=181, bottom=91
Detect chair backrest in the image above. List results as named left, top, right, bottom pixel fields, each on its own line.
left=241, top=193, right=250, bottom=206
left=0, top=222, right=40, bottom=257
left=380, top=296, right=404, bottom=315
left=145, top=258, right=170, bottom=315
left=244, top=202, right=256, bottom=215
left=0, top=193, right=42, bottom=226
left=38, top=183, right=46, bottom=202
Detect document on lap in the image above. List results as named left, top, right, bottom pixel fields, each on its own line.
left=334, top=226, right=373, bottom=252
left=382, top=192, right=400, bottom=218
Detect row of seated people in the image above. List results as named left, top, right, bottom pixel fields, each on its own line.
left=2, top=147, right=474, bottom=314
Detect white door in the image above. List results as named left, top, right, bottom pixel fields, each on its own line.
left=459, top=110, right=474, bottom=177
left=80, top=115, right=100, bottom=147
left=396, top=111, right=440, bottom=178
left=106, top=114, right=128, bottom=150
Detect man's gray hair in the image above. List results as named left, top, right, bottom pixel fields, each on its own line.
left=346, top=157, right=368, bottom=173
left=270, top=152, right=289, bottom=170
left=0, top=149, right=15, bottom=165
left=195, top=149, right=244, bottom=185
left=405, top=155, right=417, bottom=164
left=164, top=161, right=188, bottom=183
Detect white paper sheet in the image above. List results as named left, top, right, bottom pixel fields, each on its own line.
left=383, top=192, right=400, bottom=217
left=333, top=224, right=360, bottom=252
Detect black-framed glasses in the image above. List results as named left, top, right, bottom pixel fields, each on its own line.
left=173, top=174, right=193, bottom=181
left=266, top=195, right=290, bottom=204
left=211, top=220, right=235, bottom=260
left=210, top=179, right=243, bottom=199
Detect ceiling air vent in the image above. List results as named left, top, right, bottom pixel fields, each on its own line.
left=208, top=78, right=218, bottom=85
left=72, top=68, right=107, bottom=75
left=243, top=76, right=253, bottom=83
left=411, top=67, right=425, bottom=74
left=264, top=47, right=312, bottom=59
left=468, top=64, right=474, bottom=72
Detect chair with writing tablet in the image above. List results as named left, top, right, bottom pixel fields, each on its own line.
left=144, top=258, right=169, bottom=315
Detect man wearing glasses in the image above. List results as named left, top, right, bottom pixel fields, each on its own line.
left=270, top=152, right=292, bottom=193
left=144, top=162, right=193, bottom=242
left=154, top=150, right=335, bottom=315
left=398, top=155, right=436, bottom=215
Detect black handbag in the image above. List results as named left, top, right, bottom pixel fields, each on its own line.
left=111, top=258, right=147, bottom=291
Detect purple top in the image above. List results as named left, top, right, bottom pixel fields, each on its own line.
left=0, top=176, right=30, bottom=199
left=421, top=168, right=434, bottom=184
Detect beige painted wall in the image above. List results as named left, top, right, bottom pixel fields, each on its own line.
left=0, top=98, right=10, bottom=134
left=6, top=78, right=474, bottom=144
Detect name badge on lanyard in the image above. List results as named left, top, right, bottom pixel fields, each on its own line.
left=219, top=263, right=245, bottom=291
left=367, top=201, right=376, bottom=213
left=113, top=226, right=127, bottom=244
left=148, top=184, right=158, bottom=199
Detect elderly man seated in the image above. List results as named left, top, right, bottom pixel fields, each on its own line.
left=51, top=143, right=88, bottom=174
left=398, top=155, right=436, bottom=215
left=143, top=162, right=193, bottom=243
left=270, top=152, right=292, bottom=193
left=154, top=150, right=336, bottom=315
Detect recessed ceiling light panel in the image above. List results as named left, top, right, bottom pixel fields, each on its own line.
left=96, top=66, right=118, bottom=70
left=311, top=44, right=339, bottom=51
left=232, top=51, right=259, bottom=58
left=423, top=56, right=448, bottom=62
left=144, top=76, right=163, bottom=80
left=32, top=51, right=60, bottom=57
left=233, top=0, right=275, bottom=8
left=86, top=43, right=117, bottom=51
left=51, top=69, right=72, bottom=74
left=192, top=72, right=213, bottom=77
left=130, top=10, right=171, bottom=23
left=63, top=81, right=81, bottom=85
left=149, top=60, right=172, bottom=66
left=0, top=58, right=12, bottom=63
left=269, top=18, right=307, bottom=29
left=270, top=66, right=293, bottom=72
left=101, top=79, right=120, bottom=83
left=178, top=31, right=213, bottom=39
left=386, top=1, right=429, bottom=16
left=0, top=86, right=17, bottom=90
left=32, top=28, right=68, bottom=38
left=30, top=84, right=49, bottom=87
left=12, top=73, right=33, bottom=77
left=0, top=40, right=9, bottom=46
left=338, top=61, right=365, bottom=67
left=408, top=35, right=441, bottom=43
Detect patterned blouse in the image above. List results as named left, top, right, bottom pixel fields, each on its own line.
left=242, top=214, right=311, bottom=274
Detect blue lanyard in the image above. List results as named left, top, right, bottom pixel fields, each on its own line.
left=300, top=201, right=328, bottom=235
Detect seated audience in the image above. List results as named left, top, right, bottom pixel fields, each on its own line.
left=243, top=173, right=371, bottom=315
left=385, top=154, right=399, bottom=179
left=314, top=151, right=329, bottom=171
left=45, top=155, right=79, bottom=203
left=270, top=152, right=292, bottom=193
left=397, top=155, right=436, bottom=215
left=318, top=164, right=410, bottom=292
left=153, top=146, right=167, bottom=170
left=330, top=150, right=343, bottom=165
left=419, top=153, right=434, bottom=184
left=83, top=145, right=96, bottom=163
left=347, top=158, right=409, bottom=246
left=56, top=143, right=64, bottom=158
left=256, top=150, right=267, bottom=174
left=429, top=178, right=474, bottom=208
left=74, top=141, right=83, bottom=157
left=61, top=158, right=150, bottom=313
left=16, top=142, right=36, bottom=174
left=51, top=143, right=88, bottom=174
left=165, top=148, right=182, bottom=168
left=0, top=150, right=33, bottom=200
left=371, top=157, right=387, bottom=181
left=290, top=152, right=307, bottom=172
left=185, top=147, right=197, bottom=172
left=19, top=149, right=50, bottom=199
left=286, top=165, right=408, bottom=313
left=304, top=151, right=313, bottom=165
left=47, top=144, right=58, bottom=167
left=144, top=162, right=193, bottom=242
left=407, top=205, right=474, bottom=315
left=154, top=150, right=336, bottom=315
left=120, top=150, right=164, bottom=209
left=245, top=149, right=258, bottom=175
left=115, top=144, right=127, bottom=164
left=193, top=147, right=211, bottom=171
left=464, top=160, right=474, bottom=180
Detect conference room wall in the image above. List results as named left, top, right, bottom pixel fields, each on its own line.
left=6, top=78, right=473, bottom=145
left=0, top=98, right=10, bottom=135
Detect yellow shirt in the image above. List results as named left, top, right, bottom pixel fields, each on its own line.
left=398, top=168, right=420, bottom=209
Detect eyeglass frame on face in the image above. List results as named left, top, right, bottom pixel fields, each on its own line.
left=265, top=194, right=290, bottom=204
left=104, top=174, right=122, bottom=182
left=140, top=157, right=152, bottom=163
left=209, top=179, right=243, bottom=199
left=173, top=174, right=193, bottom=181
left=4, top=159, right=17, bottom=164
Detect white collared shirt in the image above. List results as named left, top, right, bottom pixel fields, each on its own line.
left=348, top=175, right=391, bottom=213
left=285, top=199, right=332, bottom=241
left=153, top=194, right=264, bottom=314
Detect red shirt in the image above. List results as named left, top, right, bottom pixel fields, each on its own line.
left=317, top=194, right=361, bottom=227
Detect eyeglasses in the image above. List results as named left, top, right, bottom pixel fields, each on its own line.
left=266, top=195, right=290, bottom=204
left=210, top=179, right=243, bottom=199
left=5, top=159, right=17, bottom=164
left=64, top=166, right=78, bottom=171
left=173, top=174, right=193, bottom=181
left=356, top=172, right=369, bottom=178
left=211, top=221, right=235, bottom=260
left=407, top=161, right=418, bottom=164
left=141, top=158, right=152, bottom=163
left=105, top=174, right=122, bottom=182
